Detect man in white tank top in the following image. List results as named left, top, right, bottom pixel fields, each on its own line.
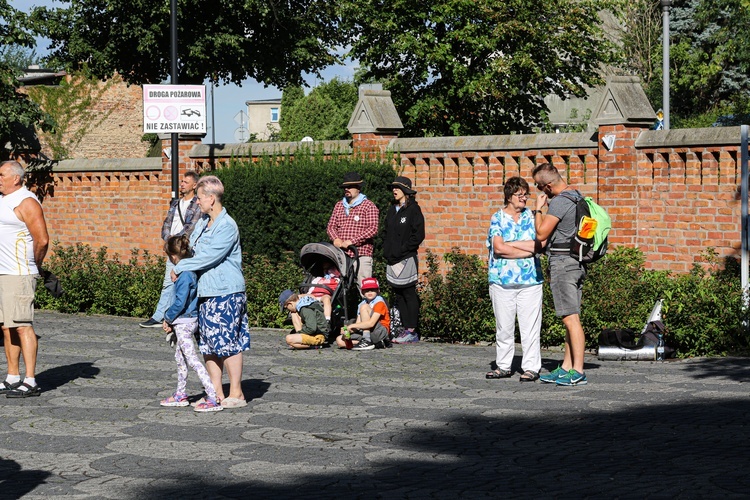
left=0, top=160, right=49, bottom=397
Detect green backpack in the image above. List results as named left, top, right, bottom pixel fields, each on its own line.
left=559, top=191, right=612, bottom=264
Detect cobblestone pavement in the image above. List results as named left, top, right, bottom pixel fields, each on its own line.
left=0, top=311, right=748, bottom=499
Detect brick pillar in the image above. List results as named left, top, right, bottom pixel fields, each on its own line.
left=352, top=132, right=398, bottom=158
left=592, top=76, right=656, bottom=249
left=348, top=88, right=403, bottom=161
left=597, top=123, right=648, bottom=248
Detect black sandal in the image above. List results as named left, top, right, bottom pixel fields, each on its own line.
left=519, top=370, right=540, bottom=382
left=0, top=380, right=21, bottom=393
left=486, top=368, right=513, bottom=379
left=6, top=382, right=41, bottom=398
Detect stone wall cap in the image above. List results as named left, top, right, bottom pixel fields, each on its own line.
left=348, top=92, right=404, bottom=134
left=391, top=131, right=598, bottom=153
left=636, top=127, right=741, bottom=148
left=54, top=157, right=162, bottom=172
left=593, top=76, right=656, bottom=126
left=190, top=140, right=352, bottom=158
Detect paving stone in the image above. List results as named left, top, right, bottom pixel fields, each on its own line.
left=0, top=310, right=747, bottom=498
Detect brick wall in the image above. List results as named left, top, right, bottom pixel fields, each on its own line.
left=30, top=73, right=149, bottom=160
left=32, top=78, right=745, bottom=273
left=39, top=159, right=169, bottom=259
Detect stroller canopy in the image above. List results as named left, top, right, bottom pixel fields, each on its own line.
left=300, top=242, right=350, bottom=278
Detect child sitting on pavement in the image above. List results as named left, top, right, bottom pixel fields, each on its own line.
left=335, top=277, right=391, bottom=351
left=279, top=289, right=330, bottom=350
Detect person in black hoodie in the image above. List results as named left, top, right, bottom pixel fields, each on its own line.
left=383, top=176, right=425, bottom=344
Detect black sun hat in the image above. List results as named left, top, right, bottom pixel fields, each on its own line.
left=388, top=176, right=416, bottom=195
left=340, top=172, right=364, bottom=188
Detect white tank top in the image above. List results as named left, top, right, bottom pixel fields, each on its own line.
left=0, top=187, right=41, bottom=275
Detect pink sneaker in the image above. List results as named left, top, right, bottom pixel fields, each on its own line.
left=194, top=398, right=223, bottom=412
left=160, top=392, right=189, bottom=407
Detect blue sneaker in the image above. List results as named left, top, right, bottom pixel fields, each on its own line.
left=539, top=365, right=567, bottom=384
left=392, top=332, right=419, bottom=344
left=555, top=369, right=587, bottom=386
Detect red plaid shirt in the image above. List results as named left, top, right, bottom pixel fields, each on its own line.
left=327, top=199, right=379, bottom=257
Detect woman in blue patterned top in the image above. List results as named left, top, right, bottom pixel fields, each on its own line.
left=485, top=177, right=545, bottom=382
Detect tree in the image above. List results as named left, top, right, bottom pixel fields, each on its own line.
left=0, top=2, right=53, bottom=156
left=30, top=0, right=342, bottom=87
left=0, top=45, right=41, bottom=72
left=340, top=0, right=621, bottom=137
left=648, top=0, right=750, bottom=127
left=278, top=78, right=358, bottom=141
left=613, top=0, right=662, bottom=88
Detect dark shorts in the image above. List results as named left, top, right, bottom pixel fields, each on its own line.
left=549, top=256, right=586, bottom=317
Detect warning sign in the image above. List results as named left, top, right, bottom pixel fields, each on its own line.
left=143, top=84, right=207, bottom=134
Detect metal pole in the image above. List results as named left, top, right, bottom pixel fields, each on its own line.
left=661, top=0, right=671, bottom=130
left=741, top=125, right=749, bottom=318
left=211, top=77, right=215, bottom=145
left=170, top=0, right=179, bottom=201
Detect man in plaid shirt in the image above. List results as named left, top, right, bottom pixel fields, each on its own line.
left=327, top=172, right=379, bottom=287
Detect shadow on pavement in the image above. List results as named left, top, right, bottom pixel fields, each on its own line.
left=36, top=362, right=100, bottom=392
left=0, top=458, right=51, bottom=498
left=130, top=397, right=750, bottom=498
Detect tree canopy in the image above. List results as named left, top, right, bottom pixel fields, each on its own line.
left=340, top=0, right=621, bottom=136
left=278, top=78, right=358, bottom=141
left=30, top=0, right=342, bottom=87
left=660, top=0, right=750, bottom=127
left=0, top=1, right=53, bottom=156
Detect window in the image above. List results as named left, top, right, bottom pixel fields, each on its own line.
left=270, top=107, right=279, bottom=122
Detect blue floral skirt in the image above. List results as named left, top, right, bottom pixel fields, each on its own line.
left=198, top=293, right=251, bottom=357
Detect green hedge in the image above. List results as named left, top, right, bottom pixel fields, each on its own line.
left=216, top=150, right=396, bottom=263
left=417, top=246, right=748, bottom=357
left=35, top=242, right=164, bottom=318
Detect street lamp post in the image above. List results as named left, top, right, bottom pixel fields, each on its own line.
left=661, top=0, right=672, bottom=130
left=170, top=0, right=179, bottom=201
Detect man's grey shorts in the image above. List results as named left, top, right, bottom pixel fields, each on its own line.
left=0, top=274, right=38, bottom=328
left=549, top=256, right=586, bottom=317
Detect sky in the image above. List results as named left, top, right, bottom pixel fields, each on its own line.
left=13, top=0, right=356, bottom=145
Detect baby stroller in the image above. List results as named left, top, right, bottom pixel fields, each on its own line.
left=299, top=242, right=359, bottom=342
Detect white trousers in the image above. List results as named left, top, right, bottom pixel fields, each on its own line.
left=489, top=283, right=543, bottom=373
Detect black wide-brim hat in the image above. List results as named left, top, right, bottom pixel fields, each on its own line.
left=388, top=176, right=416, bottom=195
left=340, top=172, right=364, bottom=188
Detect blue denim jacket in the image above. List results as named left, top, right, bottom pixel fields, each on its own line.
left=173, top=208, right=246, bottom=298
left=163, top=270, right=198, bottom=323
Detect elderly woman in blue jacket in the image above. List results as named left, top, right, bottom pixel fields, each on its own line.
left=171, top=175, right=250, bottom=409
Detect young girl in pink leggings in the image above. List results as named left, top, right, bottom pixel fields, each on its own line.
left=159, top=234, right=222, bottom=412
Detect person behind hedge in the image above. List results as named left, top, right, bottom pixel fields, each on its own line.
left=532, top=162, right=588, bottom=386
left=171, top=175, right=251, bottom=409
left=278, top=290, right=330, bottom=350
left=327, top=172, right=379, bottom=287
left=140, top=171, right=201, bottom=328
left=383, top=176, right=425, bottom=345
left=335, top=277, right=391, bottom=351
left=159, top=234, right=222, bottom=412
left=485, top=176, right=545, bottom=382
